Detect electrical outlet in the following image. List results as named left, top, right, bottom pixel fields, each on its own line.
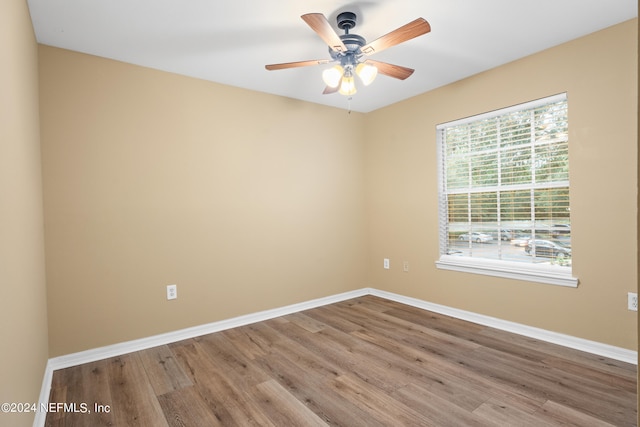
left=383, top=258, right=390, bottom=269
left=628, top=292, right=637, bottom=311
left=167, top=284, right=177, bottom=300
left=403, top=261, right=409, bottom=272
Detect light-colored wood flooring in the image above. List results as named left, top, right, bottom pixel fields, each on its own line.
left=46, top=295, right=637, bottom=426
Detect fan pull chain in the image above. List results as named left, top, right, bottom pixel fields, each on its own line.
left=347, top=97, right=352, bottom=114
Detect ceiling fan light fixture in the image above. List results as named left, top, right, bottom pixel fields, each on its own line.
left=339, top=74, right=357, bottom=96
left=356, top=62, right=378, bottom=86
left=322, top=65, right=344, bottom=88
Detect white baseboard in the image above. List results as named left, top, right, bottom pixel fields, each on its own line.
left=32, top=359, right=54, bottom=427
left=34, top=287, right=637, bottom=427
left=368, top=288, right=638, bottom=365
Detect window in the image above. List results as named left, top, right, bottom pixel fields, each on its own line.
left=436, top=94, right=577, bottom=287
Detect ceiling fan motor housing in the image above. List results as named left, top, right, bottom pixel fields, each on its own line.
left=337, top=12, right=357, bottom=31
left=329, top=12, right=366, bottom=66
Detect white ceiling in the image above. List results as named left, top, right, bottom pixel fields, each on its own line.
left=28, top=0, right=637, bottom=113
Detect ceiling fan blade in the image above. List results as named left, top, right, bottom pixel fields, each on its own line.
left=365, top=60, right=415, bottom=80
left=361, top=18, right=431, bottom=55
left=265, top=59, right=331, bottom=71
left=323, top=85, right=339, bottom=95
left=301, top=13, right=347, bottom=53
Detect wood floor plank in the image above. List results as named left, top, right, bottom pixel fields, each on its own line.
left=382, top=302, right=486, bottom=338
left=258, top=324, right=346, bottom=383
left=343, top=295, right=399, bottom=313
left=46, top=295, right=637, bottom=426
left=284, top=312, right=327, bottom=333
left=457, top=345, right=637, bottom=425
left=170, top=339, right=275, bottom=426
left=329, top=374, right=434, bottom=426
left=168, top=339, right=250, bottom=425
left=156, top=386, right=223, bottom=427
left=107, top=354, right=169, bottom=427
left=254, top=379, right=328, bottom=426
left=391, top=382, right=489, bottom=427
left=479, top=325, right=637, bottom=378
left=299, top=304, right=363, bottom=334
left=535, top=399, right=618, bottom=426
left=330, top=300, right=483, bottom=358
left=348, top=327, right=492, bottom=413
left=217, top=321, right=281, bottom=360
left=138, top=344, right=192, bottom=396
left=543, top=355, right=637, bottom=394
left=472, top=398, right=548, bottom=427
left=196, top=332, right=270, bottom=389
left=45, top=359, right=114, bottom=427
left=266, top=317, right=414, bottom=394
left=251, top=327, right=385, bottom=426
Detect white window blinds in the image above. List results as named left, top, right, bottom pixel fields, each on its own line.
left=436, top=94, right=575, bottom=286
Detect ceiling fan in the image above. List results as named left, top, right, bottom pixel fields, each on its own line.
left=265, top=12, right=431, bottom=96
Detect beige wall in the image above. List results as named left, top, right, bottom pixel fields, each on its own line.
left=365, top=19, right=638, bottom=349
left=0, top=1, right=49, bottom=426
left=39, top=46, right=368, bottom=356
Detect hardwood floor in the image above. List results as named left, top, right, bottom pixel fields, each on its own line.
left=45, top=296, right=637, bottom=426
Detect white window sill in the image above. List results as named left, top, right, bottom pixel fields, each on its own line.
left=435, top=255, right=579, bottom=287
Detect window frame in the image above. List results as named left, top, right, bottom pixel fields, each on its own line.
left=435, top=93, right=578, bottom=287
